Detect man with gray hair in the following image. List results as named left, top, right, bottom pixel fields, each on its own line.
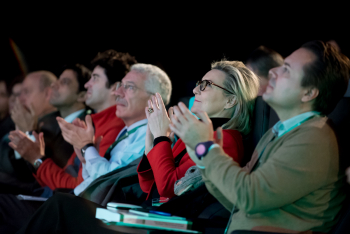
left=57, top=63, right=172, bottom=195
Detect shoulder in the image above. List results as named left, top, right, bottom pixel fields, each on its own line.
left=285, top=116, right=336, bottom=144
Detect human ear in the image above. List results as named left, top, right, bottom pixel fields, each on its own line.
left=224, top=96, right=237, bottom=110
left=301, top=87, right=319, bottom=103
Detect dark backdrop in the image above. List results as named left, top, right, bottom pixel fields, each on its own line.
left=3, top=5, right=348, bottom=106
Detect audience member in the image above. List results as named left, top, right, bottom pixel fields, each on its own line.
left=0, top=71, right=60, bottom=193
left=170, top=41, right=350, bottom=233
left=0, top=52, right=133, bottom=231
left=246, top=45, right=284, bottom=95
left=137, top=60, right=259, bottom=204
left=15, top=63, right=172, bottom=234
left=10, top=50, right=135, bottom=191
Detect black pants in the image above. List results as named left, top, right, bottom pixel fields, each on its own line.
left=0, top=194, right=44, bottom=234
left=16, top=193, right=118, bottom=234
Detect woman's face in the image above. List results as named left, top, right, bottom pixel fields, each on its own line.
left=191, top=69, right=230, bottom=118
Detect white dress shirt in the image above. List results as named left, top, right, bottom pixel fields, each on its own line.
left=74, top=119, right=148, bottom=195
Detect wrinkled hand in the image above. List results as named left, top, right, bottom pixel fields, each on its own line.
left=11, top=99, right=38, bottom=132
left=57, top=115, right=94, bottom=150
left=346, top=167, right=350, bottom=184
left=169, top=102, right=214, bottom=150
left=8, top=130, right=45, bottom=166
left=146, top=93, right=172, bottom=139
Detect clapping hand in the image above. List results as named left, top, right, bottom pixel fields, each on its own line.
left=11, top=99, right=38, bottom=132
left=169, top=102, right=215, bottom=150
left=57, top=115, right=95, bottom=150
left=8, top=130, right=45, bottom=166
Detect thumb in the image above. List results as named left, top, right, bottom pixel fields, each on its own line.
left=85, top=115, right=93, bottom=131
left=215, top=127, right=223, bottom=147
left=169, top=132, right=175, bottom=142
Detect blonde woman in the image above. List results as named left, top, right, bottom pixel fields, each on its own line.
left=137, top=60, right=259, bottom=203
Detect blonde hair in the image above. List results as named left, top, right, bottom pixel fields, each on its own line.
left=211, top=60, right=259, bottom=135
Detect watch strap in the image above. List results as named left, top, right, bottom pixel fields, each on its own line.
left=81, top=143, right=94, bottom=158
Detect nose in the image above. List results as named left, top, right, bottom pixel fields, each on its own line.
left=193, top=84, right=200, bottom=95
left=84, top=78, right=92, bottom=89
left=111, top=85, right=124, bottom=98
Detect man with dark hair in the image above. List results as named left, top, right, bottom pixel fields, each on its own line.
left=246, top=46, right=284, bottom=95
left=9, top=51, right=132, bottom=191
left=170, top=40, right=350, bottom=233
left=0, top=54, right=130, bottom=231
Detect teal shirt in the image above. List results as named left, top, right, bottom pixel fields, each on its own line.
left=272, top=111, right=320, bottom=138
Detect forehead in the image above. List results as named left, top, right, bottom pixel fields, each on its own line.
left=23, top=74, right=40, bottom=89
left=202, top=69, right=227, bottom=85
left=122, top=70, right=146, bottom=87
left=285, top=48, right=316, bottom=71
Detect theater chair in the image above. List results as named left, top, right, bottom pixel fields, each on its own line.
left=231, top=96, right=350, bottom=234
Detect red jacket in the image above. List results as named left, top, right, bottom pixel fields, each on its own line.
left=34, top=105, right=124, bottom=190
left=137, top=129, right=243, bottom=200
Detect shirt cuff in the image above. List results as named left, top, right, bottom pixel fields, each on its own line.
left=153, top=136, right=171, bottom=147
left=84, top=146, right=99, bottom=161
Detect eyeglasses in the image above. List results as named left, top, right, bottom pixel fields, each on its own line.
left=196, top=80, right=234, bottom=94
left=115, top=82, right=154, bottom=95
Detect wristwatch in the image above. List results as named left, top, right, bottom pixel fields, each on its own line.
left=81, top=143, right=94, bottom=158
left=195, top=141, right=218, bottom=160
left=33, top=158, right=43, bottom=170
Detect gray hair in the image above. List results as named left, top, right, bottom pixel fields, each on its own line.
left=131, top=63, right=172, bottom=105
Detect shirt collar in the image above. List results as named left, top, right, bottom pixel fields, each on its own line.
left=116, top=118, right=148, bottom=140
left=64, top=109, right=85, bottom=123
left=272, top=111, right=320, bottom=137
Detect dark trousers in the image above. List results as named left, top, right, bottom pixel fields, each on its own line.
left=0, top=194, right=44, bottom=234
left=16, top=193, right=118, bottom=234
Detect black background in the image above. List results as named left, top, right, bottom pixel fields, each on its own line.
left=2, top=4, right=348, bottom=106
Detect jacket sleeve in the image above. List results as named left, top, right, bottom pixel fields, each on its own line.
left=201, top=127, right=339, bottom=214
left=34, top=154, right=84, bottom=190
left=143, top=140, right=194, bottom=198
left=137, top=155, right=155, bottom=194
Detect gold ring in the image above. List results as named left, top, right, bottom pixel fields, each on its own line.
left=148, top=108, right=154, bottom=114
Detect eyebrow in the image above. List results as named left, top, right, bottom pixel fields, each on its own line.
left=92, top=74, right=100, bottom=77
left=284, top=62, right=291, bottom=68
left=124, top=81, right=136, bottom=85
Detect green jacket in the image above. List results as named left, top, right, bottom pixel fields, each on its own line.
left=200, top=116, right=345, bottom=233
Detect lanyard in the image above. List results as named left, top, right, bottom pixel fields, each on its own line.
left=104, top=123, right=147, bottom=159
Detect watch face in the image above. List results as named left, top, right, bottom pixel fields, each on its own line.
left=196, top=144, right=206, bottom=156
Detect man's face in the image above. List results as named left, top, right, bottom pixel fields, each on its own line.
left=263, top=48, right=316, bottom=111
left=84, top=65, right=111, bottom=110
left=112, top=70, right=150, bottom=125
left=50, top=69, right=82, bottom=108
left=0, top=81, right=9, bottom=116
left=19, top=74, right=49, bottom=116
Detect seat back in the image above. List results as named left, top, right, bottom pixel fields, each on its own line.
left=241, top=97, right=272, bottom=166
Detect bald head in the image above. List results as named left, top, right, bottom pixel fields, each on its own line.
left=19, top=71, right=57, bottom=117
